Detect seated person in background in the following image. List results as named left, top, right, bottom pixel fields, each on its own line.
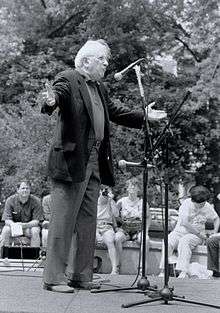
left=117, top=177, right=151, bottom=244
left=207, top=232, right=220, bottom=278
left=212, top=175, right=220, bottom=217
left=0, top=180, right=42, bottom=248
left=96, top=186, right=126, bottom=274
left=159, top=185, right=220, bottom=278
left=41, top=193, right=52, bottom=249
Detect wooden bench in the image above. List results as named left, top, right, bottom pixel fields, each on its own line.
left=0, top=242, right=217, bottom=275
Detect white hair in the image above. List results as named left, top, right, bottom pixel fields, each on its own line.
left=74, top=39, right=111, bottom=69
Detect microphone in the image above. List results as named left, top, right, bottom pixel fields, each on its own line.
left=114, top=58, right=146, bottom=81
left=118, top=160, right=154, bottom=169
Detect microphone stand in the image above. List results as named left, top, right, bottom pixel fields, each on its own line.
left=91, top=63, right=158, bottom=296
left=122, top=91, right=220, bottom=310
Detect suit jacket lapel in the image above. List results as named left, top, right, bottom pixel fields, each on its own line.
left=97, top=83, right=109, bottom=126
left=77, top=73, right=94, bottom=126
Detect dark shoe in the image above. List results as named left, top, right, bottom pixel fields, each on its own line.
left=93, top=256, right=102, bottom=273
left=43, top=283, right=75, bottom=293
left=213, top=271, right=220, bottom=278
left=68, top=281, right=101, bottom=290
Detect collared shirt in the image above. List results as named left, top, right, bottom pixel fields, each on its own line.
left=2, top=194, right=43, bottom=223
left=76, top=68, right=104, bottom=141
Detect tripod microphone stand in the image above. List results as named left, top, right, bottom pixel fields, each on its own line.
left=91, top=64, right=158, bottom=296
left=122, top=92, right=220, bottom=310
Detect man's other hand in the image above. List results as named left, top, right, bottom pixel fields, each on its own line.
left=146, top=102, right=167, bottom=121
left=42, top=81, right=56, bottom=106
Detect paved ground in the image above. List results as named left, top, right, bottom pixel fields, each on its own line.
left=0, top=270, right=220, bottom=313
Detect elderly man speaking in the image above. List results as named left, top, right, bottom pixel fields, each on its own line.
left=41, top=39, right=166, bottom=293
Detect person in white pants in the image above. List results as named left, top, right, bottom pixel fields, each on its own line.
left=159, top=185, right=220, bottom=278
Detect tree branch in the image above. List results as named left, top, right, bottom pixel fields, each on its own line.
left=169, top=18, right=191, bottom=38
left=48, top=11, right=83, bottom=38
left=40, top=0, right=47, bottom=9
left=211, top=59, right=220, bottom=79
left=146, top=12, right=202, bottom=62
left=174, top=36, right=202, bottom=62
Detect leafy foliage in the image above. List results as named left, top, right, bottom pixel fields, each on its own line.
left=0, top=0, right=219, bottom=211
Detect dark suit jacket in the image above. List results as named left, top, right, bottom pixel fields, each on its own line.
left=41, top=69, right=144, bottom=186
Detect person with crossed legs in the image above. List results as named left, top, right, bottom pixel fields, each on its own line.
left=117, top=177, right=151, bottom=273
left=96, top=186, right=126, bottom=274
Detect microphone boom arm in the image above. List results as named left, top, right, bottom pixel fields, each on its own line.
left=114, top=58, right=146, bottom=81
left=118, top=159, right=155, bottom=169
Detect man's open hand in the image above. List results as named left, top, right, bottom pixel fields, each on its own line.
left=146, top=102, right=167, bottom=121
left=42, top=81, right=56, bottom=106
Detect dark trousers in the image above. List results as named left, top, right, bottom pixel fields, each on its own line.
left=43, top=148, right=100, bottom=285
left=207, top=236, right=220, bottom=272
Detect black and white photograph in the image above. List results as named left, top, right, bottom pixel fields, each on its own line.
left=0, top=0, right=219, bottom=312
